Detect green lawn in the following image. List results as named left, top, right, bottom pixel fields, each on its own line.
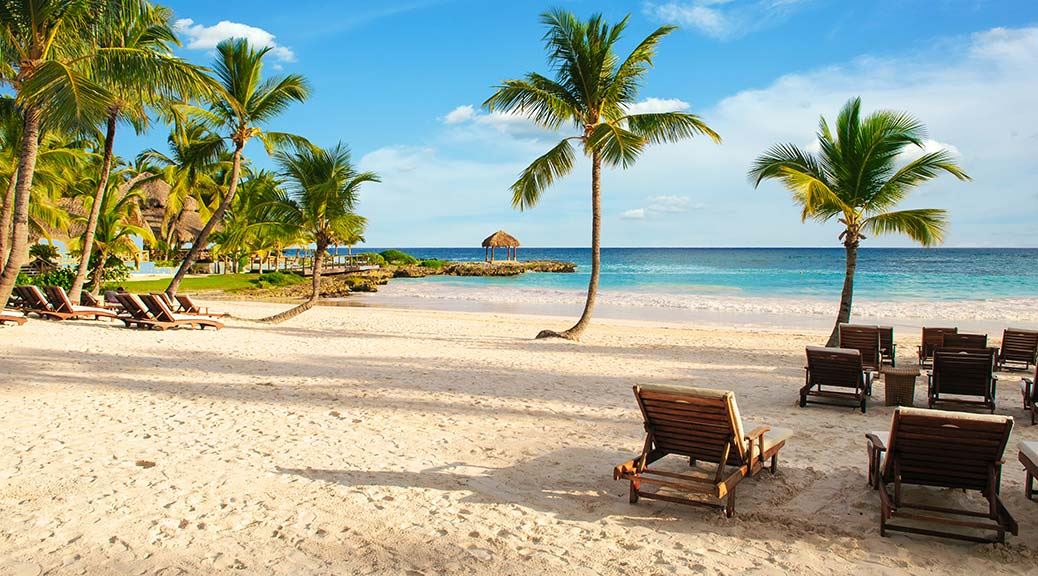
left=116, top=274, right=259, bottom=294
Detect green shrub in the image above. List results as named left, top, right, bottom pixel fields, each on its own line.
left=17, top=267, right=76, bottom=290
left=250, top=271, right=306, bottom=289
left=359, top=252, right=385, bottom=266
left=379, top=249, right=417, bottom=265
left=419, top=259, right=446, bottom=269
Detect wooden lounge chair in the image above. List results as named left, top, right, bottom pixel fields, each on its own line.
left=15, top=285, right=98, bottom=320
left=44, top=285, right=119, bottom=320
left=0, top=309, right=27, bottom=325
left=1021, top=366, right=1037, bottom=425
left=174, top=294, right=228, bottom=318
left=879, top=325, right=896, bottom=366
left=943, top=332, right=987, bottom=349
left=928, top=348, right=998, bottom=412
left=918, top=327, right=957, bottom=368
left=1021, top=441, right=1037, bottom=501
left=613, top=384, right=791, bottom=517
left=81, top=291, right=121, bottom=311
left=113, top=293, right=164, bottom=329
left=999, top=328, right=1038, bottom=371
left=802, top=346, right=872, bottom=413
left=141, top=293, right=224, bottom=330
left=839, top=324, right=882, bottom=371
left=865, top=408, right=1017, bottom=543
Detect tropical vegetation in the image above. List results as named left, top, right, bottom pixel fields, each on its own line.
left=485, top=9, right=720, bottom=340
left=750, top=97, right=969, bottom=346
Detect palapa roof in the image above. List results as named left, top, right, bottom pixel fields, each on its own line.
left=482, top=230, right=519, bottom=248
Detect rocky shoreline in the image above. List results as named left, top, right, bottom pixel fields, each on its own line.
left=230, top=260, right=576, bottom=299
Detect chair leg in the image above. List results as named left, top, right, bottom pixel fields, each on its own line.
left=689, top=457, right=697, bottom=467
left=1027, top=471, right=1034, bottom=501
left=724, top=488, right=736, bottom=518
left=770, top=454, right=777, bottom=474
left=629, top=481, right=639, bottom=504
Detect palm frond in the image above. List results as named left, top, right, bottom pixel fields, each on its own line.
left=863, top=209, right=947, bottom=246
left=623, top=111, right=721, bottom=144
left=510, top=138, right=576, bottom=210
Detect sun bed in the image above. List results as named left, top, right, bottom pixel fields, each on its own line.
left=43, top=286, right=119, bottom=320
left=878, top=325, right=895, bottom=366
left=14, top=285, right=64, bottom=319
left=0, top=310, right=27, bottom=325
left=838, top=324, right=882, bottom=371
left=1021, top=366, right=1037, bottom=425
left=113, top=293, right=164, bottom=329
left=865, top=407, right=1017, bottom=543
left=80, top=291, right=121, bottom=311
left=999, top=328, right=1038, bottom=371
left=802, top=346, right=872, bottom=413
left=942, top=332, right=988, bottom=349
left=927, top=348, right=998, bottom=412
left=174, top=294, right=228, bottom=318
left=613, top=384, right=791, bottom=517
left=141, top=293, right=224, bottom=330
left=15, top=285, right=109, bottom=320
left=918, top=327, right=957, bottom=368
left=1021, top=442, right=1037, bottom=501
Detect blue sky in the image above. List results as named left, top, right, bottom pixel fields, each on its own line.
left=120, top=0, right=1038, bottom=247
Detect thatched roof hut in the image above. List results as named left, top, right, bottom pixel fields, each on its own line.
left=137, top=178, right=206, bottom=246
left=482, top=230, right=519, bottom=262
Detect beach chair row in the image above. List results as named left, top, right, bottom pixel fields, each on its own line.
left=615, top=384, right=1036, bottom=544
left=6, top=285, right=224, bottom=331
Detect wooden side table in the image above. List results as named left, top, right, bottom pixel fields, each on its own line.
left=882, top=366, right=920, bottom=406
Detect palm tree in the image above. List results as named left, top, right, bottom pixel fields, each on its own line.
left=164, top=38, right=310, bottom=297
left=68, top=0, right=213, bottom=301
left=136, top=121, right=227, bottom=256
left=0, top=0, right=208, bottom=308
left=484, top=10, right=720, bottom=340
left=749, top=97, right=969, bottom=346
left=68, top=172, right=154, bottom=292
left=256, top=144, right=377, bottom=324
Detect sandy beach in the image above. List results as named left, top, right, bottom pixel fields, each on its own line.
left=2, top=301, right=1037, bottom=575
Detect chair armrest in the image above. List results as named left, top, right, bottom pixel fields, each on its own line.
left=865, top=432, right=887, bottom=451
left=744, top=426, right=770, bottom=442
left=613, top=458, right=641, bottom=480
left=744, top=426, right=770, bottom=461
left=1024, top=377, right=1034, bottom=385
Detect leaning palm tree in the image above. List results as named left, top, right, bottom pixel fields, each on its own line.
left=750, top=97, right=970, bottom=346
left=256, top=144, right=378, bottom=324
left=68, top=0, right=213, bottom=301
left=164, top=38, right=310, bottom=297
left=484, top=9, right=720, bottom=340
left=0, top=0, right=208, bottom=307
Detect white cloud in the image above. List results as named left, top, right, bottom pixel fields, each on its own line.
left=645, top=0, right=810, bottom=40
left=443, top=105, right=477, bottom=124
left=174, top=18, right=296, bottom=62
left=620, top=208, right=647, bottom=220
left=624, top=97, right=691, bottom=115
left=622, top=195, right=702, bottom=221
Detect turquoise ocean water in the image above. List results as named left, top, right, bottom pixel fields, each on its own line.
left=342, top=248, right=1038, bottom=302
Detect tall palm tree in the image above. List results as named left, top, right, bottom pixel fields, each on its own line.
left=0, top=0, right=208, bottom=307
left=256, top=144, right=377, bottom=324
left=750, top=97, right=970, bottom=346
left=136, top=121, right=227, bottom=256
left=69, top=0, right=213, bottom=300
left=68, top=169, right=155, bottom=292
left=164, top=38, right=310, bottom=297
left=484, top=10, right=720, bottom=340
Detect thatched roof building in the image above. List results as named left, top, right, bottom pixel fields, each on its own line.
left=482, top=230, right=519, bottom=262
left=137, top=178, right=206, bottom=246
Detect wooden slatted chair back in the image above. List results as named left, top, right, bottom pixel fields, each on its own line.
left=44, top=286, right=75, bottom=313
left=115, top=293, right=151, bottom=319
left=839, top=324, right=881, bottom=369
left=634, top=385, right=746, bottom=465
left=921, top=327, right=957, bottom=360
left=142, top=294, right=177, bottom=322
left=1001, top=329, right=1038, bottom=364
left=878, top=326, right=894, bottom=356
left=883, top=407, right=1013, bottom=491
left=943, top=333, right=988, bottom=349
left=806, top=346, right=864, bottom=390
left=932, top=349, right=995, bottom=397
left=175, top=294, right=199, bottom=313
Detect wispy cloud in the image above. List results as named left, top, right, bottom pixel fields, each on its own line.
left=622, top=195, right=702, bottom=220
left=174, top=18, right=295, bottom=62
left=620, top=208, right=647, bottom=220
left=644, top=0, right=810, bottom=40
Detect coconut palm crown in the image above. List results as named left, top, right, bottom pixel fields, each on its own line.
left=749, top=97, right=970, bottom=346
left=484, top=9, right=720, bottom=340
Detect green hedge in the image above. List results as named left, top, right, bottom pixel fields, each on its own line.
left=379, top=249, right=418, bottom=265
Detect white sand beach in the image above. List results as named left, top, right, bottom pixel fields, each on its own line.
left=2, top=302, right=1037, bottom=575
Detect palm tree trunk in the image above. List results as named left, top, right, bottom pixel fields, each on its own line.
left=165, top=144, right=244, bottom=297
left=70, top=110, right=118, bottom=300
left=260, top=241, right=325, bottom=323
left=88, top=247, right=108, bottom=296
left=0, top=105, right=41, bottom=308
left=538, top=150, right=602, bottom=341
left=826, top=239, right=858, bottom=346
left=0, top=172, right=17, bottom=271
